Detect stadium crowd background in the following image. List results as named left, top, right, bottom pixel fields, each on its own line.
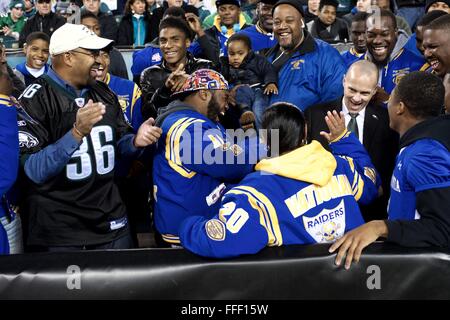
left=0, top=0, right=449, bottom=266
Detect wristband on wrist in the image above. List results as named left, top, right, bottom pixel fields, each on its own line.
left=73, top=123, right=84, bottom=139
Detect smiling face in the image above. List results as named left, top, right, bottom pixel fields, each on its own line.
left=207, top=89, right=229, bottom=121
left=343, top=70, right=377, bottom=113
left=257, top=2, right=274, bottom=33
left=61, top=48, right=99, bottom=87
left=90, top=50, right=110, bottom=81
left=273, top=4, right=304, bottom=52
left=25, top=39, right=49, bottom=69
left=423, top=28, right=450, bottom=77
left=159, top=27, right=190, bottom=69
left=366, top=15, right=397, bottom=65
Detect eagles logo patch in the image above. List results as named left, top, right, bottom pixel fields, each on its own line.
left=205, top=219, right=226, bottom=241
left=18, top=131, right=39, bottom=149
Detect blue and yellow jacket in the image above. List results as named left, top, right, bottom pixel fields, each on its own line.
left=361, top=32, right=429, bottom=95
left=341, top=48, right=365, bottom=68
left=266, top=32, right=347, bottom=111
left=388, top=116, right=450, bottom=221
left=106, top=73, right=143, bottom=131
left=385, top=115, right=450, bottom=247
left=0, top=95, right=19, bottom=255
left=362, top=48, right=429, bottom=95
left=238, top=24, right=277, bottom=54
left=205, top=14, right=250, bottom=57
left=153, top=100, right=261, bottom=244
left=179, top=131, right=381, bottom=258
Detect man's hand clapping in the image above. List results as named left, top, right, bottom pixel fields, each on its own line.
left=72, top=99, right=106, bottom=141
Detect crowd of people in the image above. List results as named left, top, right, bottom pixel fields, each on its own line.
left=0, top=0, right=449, bottom=271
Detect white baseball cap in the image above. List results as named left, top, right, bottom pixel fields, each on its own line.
left=49, top=23, right=113, bottom=56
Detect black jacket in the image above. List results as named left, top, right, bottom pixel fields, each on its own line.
left=97, top=11, right=119, bottom=42
left=220, top=50, right=277, bottom=87
left=307, top=17, right=349, bottom=44
left=117, top=13, right=152, bottom=46
left=305, top=97, right=399, bottom=221
left=386, top=115, right=450, bottom=247
left=19, top=12, right=65, bottom=47
left=6, top=64, right=26, bottom=99
left=18, top=75, right=132, bottom=246
left=140, top=52, right=214, bottom=120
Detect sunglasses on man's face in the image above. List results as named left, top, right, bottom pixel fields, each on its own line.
left=37, top=0, right=51, bottom=4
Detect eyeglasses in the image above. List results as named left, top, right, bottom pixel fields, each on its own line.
left=37, top=0, right=51, bottom=4
left=69, top=49, right=100, bottom=58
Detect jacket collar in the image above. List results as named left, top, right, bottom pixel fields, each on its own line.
left=399, top=114, right=450, bottom=150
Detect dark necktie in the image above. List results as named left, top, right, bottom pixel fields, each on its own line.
left=347, top=113, right=359, bottom=139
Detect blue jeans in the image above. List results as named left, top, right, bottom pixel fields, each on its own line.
left=236, top=85, right=269, bottom=129
left=396, top=6, right=425, bottom=30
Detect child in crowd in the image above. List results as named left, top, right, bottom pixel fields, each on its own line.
left=14, top=31, right=49, bottom=86
left=221, top=33, right=277, bottom=129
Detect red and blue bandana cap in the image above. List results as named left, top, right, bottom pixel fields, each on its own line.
left=173, top=69, right=229, bottom=96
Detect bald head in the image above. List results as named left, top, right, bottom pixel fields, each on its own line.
left=343, top=60, right=379, bottom=113
left=346, top=60, right=379, bottom=85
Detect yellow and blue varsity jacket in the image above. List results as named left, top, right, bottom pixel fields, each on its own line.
left=153, top=100, right=262, bottom=244
left=179, top=131, right=381, bottom=258
left=106, top=73, right=143, bottom=131
left=362, top=48, right=429, bottom=95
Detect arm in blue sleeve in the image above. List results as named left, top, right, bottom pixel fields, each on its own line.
left=319, top=47, right=346, bottom=103
left=330, top=130, right=381, bottom=205
left=117, top=133, right=141, bottom=159
left=0, top=104, right=19, bottom=195
left=179, top=191, right=269, bottom=258
left=181, top=125, right=261, bottom=181
left=24, top=130, right=81, bottom=184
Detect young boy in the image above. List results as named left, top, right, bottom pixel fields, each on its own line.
left=14, top=31, right=49, bottom=86
left=221, top=33, right=278, bottom=128
left=306, top=0, right=349, bottom=44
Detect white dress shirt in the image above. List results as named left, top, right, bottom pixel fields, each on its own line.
left=342, top=97, right=365, bottom=145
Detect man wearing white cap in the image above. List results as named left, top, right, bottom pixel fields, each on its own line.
left=18, top=23, right=162, bottom=252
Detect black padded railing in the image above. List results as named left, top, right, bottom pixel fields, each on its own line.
left=0, top=242, right=449, bottom=299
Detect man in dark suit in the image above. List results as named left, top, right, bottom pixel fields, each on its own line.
left=306, top=60, right=398, bottom=221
